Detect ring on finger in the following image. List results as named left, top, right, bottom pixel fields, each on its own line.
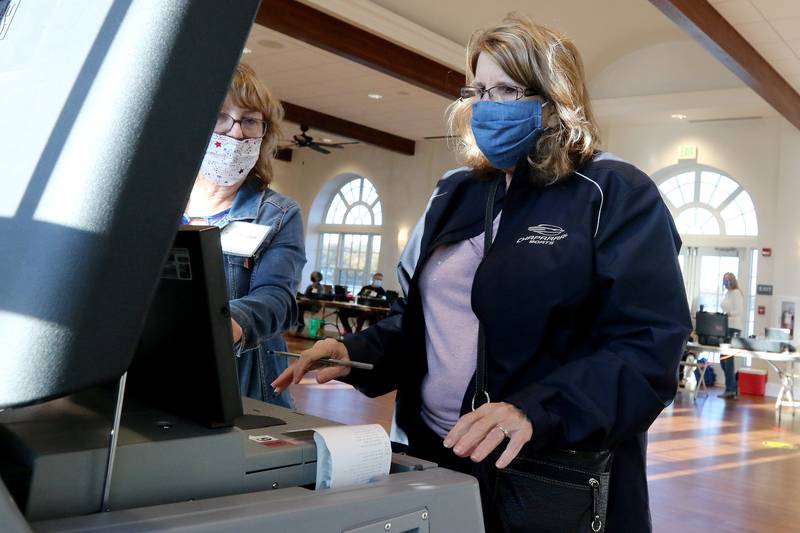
left=496, top=425, right=510, bottom=438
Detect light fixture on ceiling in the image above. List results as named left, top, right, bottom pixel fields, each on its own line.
left=258, top=39, right=285, bottom=49
left=367, top=93, right=383, bottom=100
left=671, top=113, right=688, bottom=120
left=242, top=47, right=252, bottom=55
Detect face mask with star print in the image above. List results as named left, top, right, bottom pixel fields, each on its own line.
left=199, top=133, right=262, bottom=187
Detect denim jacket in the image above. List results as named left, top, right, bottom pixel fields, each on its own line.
left=211, top=178, right=306, bottom=407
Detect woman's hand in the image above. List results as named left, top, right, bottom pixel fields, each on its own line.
left=444, top=402, right=533, bottom=469
left=231, top=319, right=243, bottom=343
left=271, top=338, right=352, bottom=393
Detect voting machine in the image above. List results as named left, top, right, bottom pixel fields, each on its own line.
left=0, top=2, right=482, bottom=531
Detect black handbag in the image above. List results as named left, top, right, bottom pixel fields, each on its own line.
left=471, top=178, right=613, bottom=533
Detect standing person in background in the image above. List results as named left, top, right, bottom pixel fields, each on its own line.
left=185, top=63, right=305, bottom=408
left=274, top=14, right=690, bottom=531
left=719, top=272, right=744, bottom=399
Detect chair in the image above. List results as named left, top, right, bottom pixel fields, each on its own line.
left=333, top=285, right=348, bottom=302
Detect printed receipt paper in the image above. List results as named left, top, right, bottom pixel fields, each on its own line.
left=313, top=424, right=391, bottom=489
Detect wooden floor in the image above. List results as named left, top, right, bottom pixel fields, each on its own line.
left=286, top=336, right=800, bottom=532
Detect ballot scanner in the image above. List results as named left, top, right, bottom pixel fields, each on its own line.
left=0, top=393, right=482, bottom=532
left=0, top=2, right=482, bottom=530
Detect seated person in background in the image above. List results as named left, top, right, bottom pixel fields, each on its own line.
left=338, top=273, right=386, bottom=334
left=304, top=271, right=325, bottom=297
left=356, top=272, right=389, bottom=331
left=296, top=271, right=324, bottom=333
left=358, top=272, right=386, bottom=299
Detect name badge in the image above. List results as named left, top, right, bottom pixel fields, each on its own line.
left=220, top=221, right=271, bottom=257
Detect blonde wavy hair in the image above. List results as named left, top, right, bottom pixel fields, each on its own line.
left=447, top=14, right=601, bottom=182
left=227, top=63, right=284, bottom=188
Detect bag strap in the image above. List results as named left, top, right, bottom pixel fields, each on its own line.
left=472, top=177, right=504, bottom=411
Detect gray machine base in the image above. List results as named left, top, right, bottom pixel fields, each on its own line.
left=32, top=468, right=482, bottom=532
left=1, top=393, right=484, bottom=532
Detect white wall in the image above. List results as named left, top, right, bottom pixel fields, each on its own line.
left=589, top=41, right=742, bottom=99
left=271, top=139, right=460, bottom=292
left=770, top=122, right=800, bottom=397
left=605, top=117, right=800, bottom=394
left=774, top=123, right=800, bottom=301
left=605, top=118, right=780, bottom=329
left=605, top=117, right=779, bottom=245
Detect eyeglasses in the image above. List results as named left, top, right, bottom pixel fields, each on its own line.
left=215, top=112, right=268, bottom=138
left=459, top=85, right=537, bottom=102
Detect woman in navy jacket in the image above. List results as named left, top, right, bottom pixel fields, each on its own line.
left=274, top=15, right=690, bottom=531
left=186, top=64, right=305, bottom=408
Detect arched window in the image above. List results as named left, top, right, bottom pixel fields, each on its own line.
left=317, top=177, right=382, bottom=294
left=657, top=169, right=757, bottom=236
left=656, top=165, right=760, bottom=336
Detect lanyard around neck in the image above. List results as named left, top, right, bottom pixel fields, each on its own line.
left=472, top=177, right=504, bottom=411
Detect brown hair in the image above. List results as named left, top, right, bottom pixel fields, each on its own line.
left=227, top=63, right=284, bottom=188
left=447, top=14, right=601, bottom=182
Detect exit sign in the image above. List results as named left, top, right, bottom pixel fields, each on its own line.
left=679, top=145, right=698, bottom=160
left=757, top=284, right=774, bottom=296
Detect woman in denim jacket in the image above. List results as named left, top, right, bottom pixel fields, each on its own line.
left=184, top=64, right=305, bottom=408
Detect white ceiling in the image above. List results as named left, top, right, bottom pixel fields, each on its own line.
left=365, top=0, right=688, bottom=78
left=244, top=0, right=800, bottom=143
left=246, top=23, right=453, bottom=141
left=710, top=0, right=800, bottom=92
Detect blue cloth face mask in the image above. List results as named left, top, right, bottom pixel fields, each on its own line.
left=471, top=100, right=545, bottom=170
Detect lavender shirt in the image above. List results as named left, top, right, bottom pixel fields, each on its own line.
left=420, top=214, right=501, bottom=438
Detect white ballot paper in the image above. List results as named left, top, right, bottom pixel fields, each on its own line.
left=220, top=221, right=270, bottom=257
left=313, top=424, right=392, bottom=490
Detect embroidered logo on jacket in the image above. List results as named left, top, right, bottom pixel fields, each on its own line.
left=517, top=224, right=569, bottom=246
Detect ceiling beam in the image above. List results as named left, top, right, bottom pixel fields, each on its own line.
left=256, top=0, right=463, bottom=99
left=282, top=101, right=415, bottom=156
left=649, top=0, right=800, bottom=131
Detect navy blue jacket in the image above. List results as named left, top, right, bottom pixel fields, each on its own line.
left=342, top=153, right=692, bottom=530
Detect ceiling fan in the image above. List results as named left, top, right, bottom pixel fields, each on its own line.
left=284, top=124, right=359, bottom=154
